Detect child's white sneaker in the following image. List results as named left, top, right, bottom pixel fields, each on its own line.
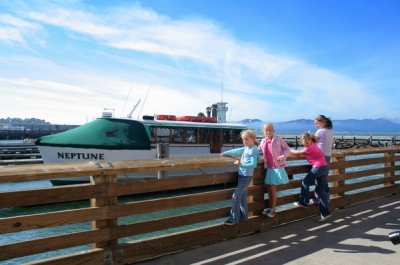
left=262, top=208, right=271, bottom=216
left=317, top=214, right=332, bottom=223
left=267, top=208, right=276, bottom=218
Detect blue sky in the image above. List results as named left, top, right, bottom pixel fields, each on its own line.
left=0, top=0, right=399, bottom=124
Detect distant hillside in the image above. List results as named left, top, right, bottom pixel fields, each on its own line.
left=240, top=118, right=400, bottom=134
left=0, top=117, right=50, bottom=126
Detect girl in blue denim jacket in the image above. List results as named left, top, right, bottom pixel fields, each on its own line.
left=221, top=130, right=259, bottom=225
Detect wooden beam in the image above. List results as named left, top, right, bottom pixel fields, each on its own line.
left=285, top=164, right=311, bottom=175
left=344, top=177, right=395, bottom=192
left=114, top=171, right=237, bottom=196
left=0, top=207, right=107, bottom=234
left=341, top=165, right=400, bottom=181
left=0, top=228, right=111, bottom=261
left=0, top=184, right=105, bottom=208
left=25, top=248, right=105, bottom=265
left=384, top=152, right=396, bottom=186
left=1, top=147, right=399, bottom=183
left=276, top=179, right=302, bottom=191
left=90, top=174, right=118, bottom=253
left=111, top=186, right=261, bottom=218
left=345, top=185, right=400, bottom=206
left=118, top=201, right=265, bottom=239
left=110, top=188, right=235, bottom=217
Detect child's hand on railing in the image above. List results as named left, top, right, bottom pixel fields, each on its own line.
left=234, top=160, right=240, bottom=165
left=277, top=155, right=285, bottom=162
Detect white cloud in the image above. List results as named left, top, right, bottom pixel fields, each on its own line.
left=0, top=2, right=394, bottom=123
left=27, top=8, right=121, bottom=38
left=0, top=14, right=43, bottom=44
left=0, top=26, right=24, bottom=43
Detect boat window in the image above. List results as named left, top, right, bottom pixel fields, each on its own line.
left=173, top=128, right=185, bottom=143
left=223, top=129, right=231, bottom=143
left=233, top=129, right=242, bottom=143
left=149, top=127, right=156, bottom=143
left=199, top=129, right=209, bottom=144
left=106, top=130, right=118, bottom=137
left=155, top=127, right=170, bottom=143
left=186, top=128, right=197, bottom=143
left=212, top=129, right=221, bottom=144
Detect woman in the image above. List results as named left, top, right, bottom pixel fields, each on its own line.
left=314, top=115, right=333, bottom=200
left=314, top=115, right=333, bottom=163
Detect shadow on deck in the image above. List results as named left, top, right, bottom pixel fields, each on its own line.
left=136, top=194, right=400, bottom=265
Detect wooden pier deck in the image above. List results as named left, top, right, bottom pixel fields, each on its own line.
left=0, top=146, right=399, bottom=264
left=137, top=194, right=400, bottom=265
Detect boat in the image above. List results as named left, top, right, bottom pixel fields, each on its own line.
left=36, top=102, right=247, bottom=184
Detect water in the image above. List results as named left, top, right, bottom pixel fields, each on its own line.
left=1, top=153, right=399, bottom=264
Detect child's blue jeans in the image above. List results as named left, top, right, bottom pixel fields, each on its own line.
left=228, top=174, right=253, bottom=223
left=300, top=165, right=331, bottom=217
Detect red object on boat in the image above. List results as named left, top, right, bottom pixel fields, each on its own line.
left=156, top=114, right=217, bottom=123
left=176, top=116, right=201, bottom=122
left=202, top=117, right=217, bottom=123
left=176, top=116, right=217, bottom=123
left=156, top=115, right=177, bottom=121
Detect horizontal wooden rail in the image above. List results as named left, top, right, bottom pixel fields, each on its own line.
left=0, top=207, right=107, bottom=234
left=0, top=184, right=104, bottom=208
left=114, top=171, right=237, bottom=196
left=0, top=228, right=111, bottom=261
left=26, top=248, right=105, bottom=265
left=0, top=146, right=399, bottom=264
left=109, top=187, right=261, bottom=218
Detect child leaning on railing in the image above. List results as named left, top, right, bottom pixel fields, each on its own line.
left=220, top=130, right=259, bottom=225
left=290, top=132, right=332, bottom=222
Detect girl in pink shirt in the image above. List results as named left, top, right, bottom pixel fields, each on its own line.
left=290, top=132, right=331, bottom=222
left=258, top=123, right=290, bottom=218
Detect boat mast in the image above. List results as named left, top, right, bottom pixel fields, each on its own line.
left=127, top=99, right=141, bottom=119
left=137, top=82, right=152, bottom=119
left=120, top=83, right=134, bottom=117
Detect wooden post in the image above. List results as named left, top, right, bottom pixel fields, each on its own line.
left=157, top=143, right=169, bottom=179
left=384, top=151, right=395, bottom=186
left=332, top=155, right=345, bottom=199
left=249, top=164, right=265, bottom=216
left=90, top=172, right=119, bottom=264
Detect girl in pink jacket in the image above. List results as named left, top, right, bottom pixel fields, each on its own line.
left=258, top=123, right=290, bottom=217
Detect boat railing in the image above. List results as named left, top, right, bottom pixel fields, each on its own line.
left=0, top=146, right=399, bottom=264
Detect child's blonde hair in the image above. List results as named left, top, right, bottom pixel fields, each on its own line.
left=263, top=123, right=275, bottom=132
left=300, top=132, right=317, bottom=145
left=241, top=130, right=257, bottom=142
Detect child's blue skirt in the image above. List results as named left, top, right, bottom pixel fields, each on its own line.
left=265, top=168, right=289, bottom=185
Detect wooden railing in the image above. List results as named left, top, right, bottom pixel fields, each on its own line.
left=0, top=147, right=399, bottom=264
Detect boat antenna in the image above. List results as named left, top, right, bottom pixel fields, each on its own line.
left=137, top=81, right=152, bottom=119
left=120, top=83, right=134, bottom=117
left=127, top=99, right=141, bottom=119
